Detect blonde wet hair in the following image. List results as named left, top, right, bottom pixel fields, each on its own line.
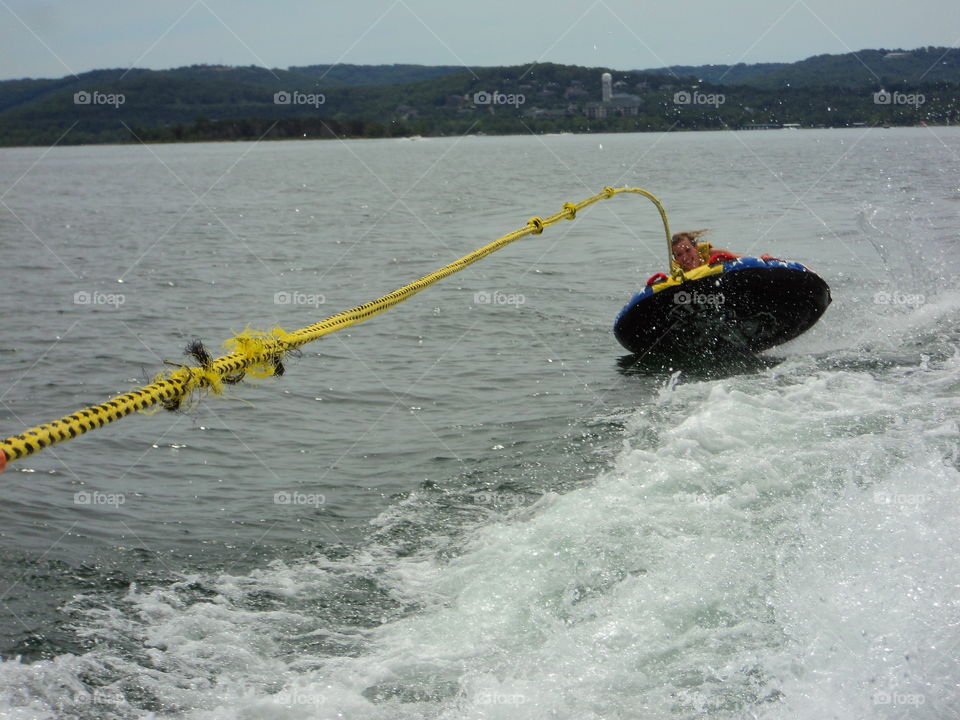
left=671, top=229, right=711, bottom=249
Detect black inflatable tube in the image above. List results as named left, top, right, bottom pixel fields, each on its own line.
left=614, top=259, right=832, bottom=359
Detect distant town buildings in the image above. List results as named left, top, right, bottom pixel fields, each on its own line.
left=583, top=72, right=644, bottom=119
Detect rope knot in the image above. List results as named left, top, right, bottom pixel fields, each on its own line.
left=602, top=186, right=616, bottom=198
left=562, top=202, right=577, bottom=219
left=527, top=216, right=544, bottom=234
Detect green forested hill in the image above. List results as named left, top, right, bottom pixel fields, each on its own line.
left=0, top=64, right=464, bottom=114
left=0, top=50, right=957, bottom=146
left=640, top=47, right=960, bottom=88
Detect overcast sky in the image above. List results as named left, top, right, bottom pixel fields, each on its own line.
left=2, top=0, right=958, bottom=81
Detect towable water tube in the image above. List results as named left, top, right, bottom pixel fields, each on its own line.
left=614, top=255, right=831, bottom=358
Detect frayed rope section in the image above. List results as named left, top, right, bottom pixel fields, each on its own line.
left=155, top=328, right=294, bottom=412
left=0, top=186, right=674, bottom=468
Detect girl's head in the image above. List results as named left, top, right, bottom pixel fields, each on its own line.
left=671, top=229, right=710, bottom=271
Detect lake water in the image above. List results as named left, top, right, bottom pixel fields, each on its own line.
left=1, top=128, right=959, bottom=718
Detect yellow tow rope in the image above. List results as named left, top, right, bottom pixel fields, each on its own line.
left=0, top=186, right=671, bottom=471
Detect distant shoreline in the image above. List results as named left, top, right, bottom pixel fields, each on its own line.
left=0, top=122, right=951, bottom=152
left=2, top=51, right=957, bottom=148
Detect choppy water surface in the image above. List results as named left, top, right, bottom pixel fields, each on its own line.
left=1, top=128, right=958, bottom=718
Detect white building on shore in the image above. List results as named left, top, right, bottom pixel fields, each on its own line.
left=585, top=72, right=643, bottom=119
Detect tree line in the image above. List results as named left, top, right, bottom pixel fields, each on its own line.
left=0, top=58, right=956, bottom=146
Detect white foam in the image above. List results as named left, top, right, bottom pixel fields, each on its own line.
left=281, top=355, right=959, bottom=718
left=2, top=350, right=958, bottom=719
